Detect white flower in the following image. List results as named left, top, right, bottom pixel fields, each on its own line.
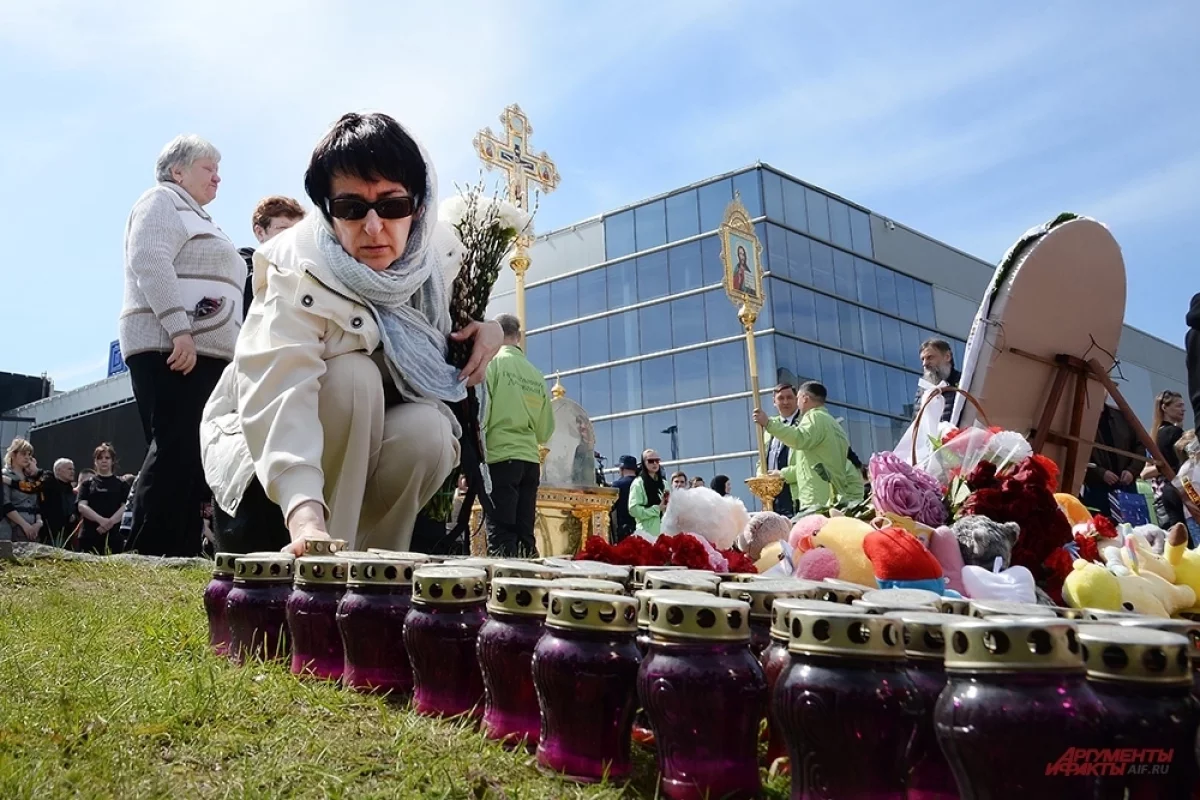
left=491, top=198, right=532, bottom=236
left=982, top=430, right=1032, bottom=470
left=438, top=193, right=471, bottom=228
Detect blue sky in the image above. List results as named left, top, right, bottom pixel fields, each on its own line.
left=2, top=1, right=1197, bottom=391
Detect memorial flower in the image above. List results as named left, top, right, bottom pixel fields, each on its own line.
left=869, top=452, right=947, bottom=527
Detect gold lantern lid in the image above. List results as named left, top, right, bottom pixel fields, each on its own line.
left=212, top=552, right=238, bottom=577
left=855, top=588, right=941, bottom=613
left=884, top=610, right=951, bottom=661
left=488, top=577, right=556, bottom=617
left=1117, top=618, right=1200, bottom=665
left=770, top=599, right=867, bottom=642
left=1075, top=608, right=1142, bottom=622
left=935, top=596, right=971, bottom=616
left=336, top=551, right=378, bottom=560
left=300, top=537, right=346, bottom=556
left=561, top=561, right=633, bottom=585
left=346, top=557, right=419, bottom=587
left=644, top=571, right=720, bottom=593
left=488, top=560, right=561, bottom=582
left=634, top=589, right=710, bottom=629
left=647, top=593, right=751, bottom=643
left=814, top=580, right=869, bottom=605
left=631, top=565, right=687, bottom=587
left=233, top=554, right=295, bottom=583
left=366, top=549, right=432, bottom=563
left=969, top=600, right=1058, bottom=619
left=412, top=566, right=488, bottom=605
left=785, top=605, right=904, bottom=660
left=244, top=550, right=294, bottom=560
left=448, top=557, right=503, bottom=569
left=546, top=590, right=638, bottom=633
left=294, top=556, right=349, bottom=586
left=716, top=572, right=765, bottom=583
left=1077, top=624, right=1191, bottom=685
left=550, top=577, right=625, bottom=595
left=718, top=578, right=823, bottom=619
left=942, top=618, right=1083, bottom=674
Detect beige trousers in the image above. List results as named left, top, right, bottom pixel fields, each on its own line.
left=317, top=352, right=459, bottom=551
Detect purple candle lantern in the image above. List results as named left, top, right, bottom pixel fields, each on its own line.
left=774, top=603, right=921, bottom=799
left=287, top=556, right=348, bottom=681
left=204, top=553, right=237, bottom=655
left=533, top=590, right=640, bottom=783
left=631, top=589, right=715, bottom=748
left=639, top=592, right=764, bottom=800
left=404, top=566, right=488, bottom=718
left=477, top=576, right=555, bottom=749
left=1118, top=617, right=1200, bottom=702
left=884, top=610, right=957, bottom=800
left=1079, top=624, right=1200, bottom=799
left=936, top=617, right=1104, bottom=798
left=337, top=556, right=419, bottom=695
left=718, top=578, right=822, bottom=656
left=225, top=554, right=294, bottom=664
left=760, top=599, right=866, bottom=769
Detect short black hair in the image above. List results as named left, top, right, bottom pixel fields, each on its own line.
left=799, top=381, right=827, bottom=401
left=304, top=113, right=426, bottom=220
left=774, top=382, right=796, bottom=395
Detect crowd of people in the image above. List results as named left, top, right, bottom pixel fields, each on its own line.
left=2, top=439, right=134, bottom=553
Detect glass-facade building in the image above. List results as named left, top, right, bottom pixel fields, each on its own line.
left=490, top=165, right=968, bottom=506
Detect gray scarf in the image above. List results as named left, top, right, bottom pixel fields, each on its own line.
left=315, top=131, right=467, bottom=435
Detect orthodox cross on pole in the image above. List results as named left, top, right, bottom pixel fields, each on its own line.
left=473, top=104, right=560, bottom=211
left=472, top=104, right=560, bottom=348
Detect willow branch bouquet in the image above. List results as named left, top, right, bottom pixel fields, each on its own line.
left=422, top=180, right=535, bottom=523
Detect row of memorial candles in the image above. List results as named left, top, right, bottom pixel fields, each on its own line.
left=204, top=545, right=1200, bottom=798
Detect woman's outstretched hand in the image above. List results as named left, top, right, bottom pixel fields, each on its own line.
left=451, top=320, right=504, bottom=387
left=284, top=500, right=330, bottom=557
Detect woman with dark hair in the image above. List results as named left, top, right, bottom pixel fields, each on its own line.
left=1143, top=389, right=1188, bottom=527
left=627, top=449, right=667, bottom=537
left=77, top=444, right=131, bottom=554
left=201, top=112, right=503, bottom=555
left=710, top=475, right=731, bottom=497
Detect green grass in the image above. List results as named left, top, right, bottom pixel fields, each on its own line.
left=0, top=559, right=789, bottom=799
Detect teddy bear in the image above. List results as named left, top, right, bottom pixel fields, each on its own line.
left=953, top=516, right=1022, bottom=571
left=791, top=515, right=878, bottom=588
left=735, top=511, right=793, bottom=573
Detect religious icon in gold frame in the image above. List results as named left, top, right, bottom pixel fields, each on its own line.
left=720, top=194, right=764, bottom=311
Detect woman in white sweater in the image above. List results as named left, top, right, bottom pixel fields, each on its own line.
left=119, top=134, right=243, bottom=557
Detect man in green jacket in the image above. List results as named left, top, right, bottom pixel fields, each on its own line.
left=483, top=314, right=555, bottom=556
left=753, top=381, right=864, bottom=511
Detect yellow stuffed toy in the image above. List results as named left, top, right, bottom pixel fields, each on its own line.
left=794, top=516, right=878, bottom=588
left=1165, top=523, right=1200, bottom=616
left=1062, top=559, right=1121, bottom=611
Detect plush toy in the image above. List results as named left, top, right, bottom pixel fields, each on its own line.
left=1164, top=523, right=1200, bottom=616
left=953, top=516, right=1021, bottom=570
left=788, top=514, right=829, bottom=551
left=661, top=486, right=749, bottom=551
left=1055, top=493, right=1093, bottom=528
left=962, top=558, right=1038, bottom=603
left=792, top=515, right=877, bottom=588
left=1062, top=559, right=1122, bottom=611
left=879, top=514, right=935, bottom=548
left=737, top=512, right=792, bottom=563
left=929, top=526, right=967, bottom=595
left=1103, top=531, right=1175, bottom=584
left=862, top=525, right=958, bottom=596
left=1132, top=524, right=1167, bottom=556
left=1113, top=571, right=1194, bottom=618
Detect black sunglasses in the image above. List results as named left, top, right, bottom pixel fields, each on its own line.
left=328, top=196, right=417, bottom=221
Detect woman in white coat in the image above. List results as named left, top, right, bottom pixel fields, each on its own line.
left=202, top=113, right=502, bottom=555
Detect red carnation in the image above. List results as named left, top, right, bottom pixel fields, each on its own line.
left=941, top=427, right=964, bottom=444
left=1031, top=455, right=1060, bottom=493
left=1074, top=533, right=1100, bottom=563
left=723, top=548, right=758, bottom=574
left=965, top=461, right=1000, bottom=491
left=1093, top=514, right=1117, bottom=541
